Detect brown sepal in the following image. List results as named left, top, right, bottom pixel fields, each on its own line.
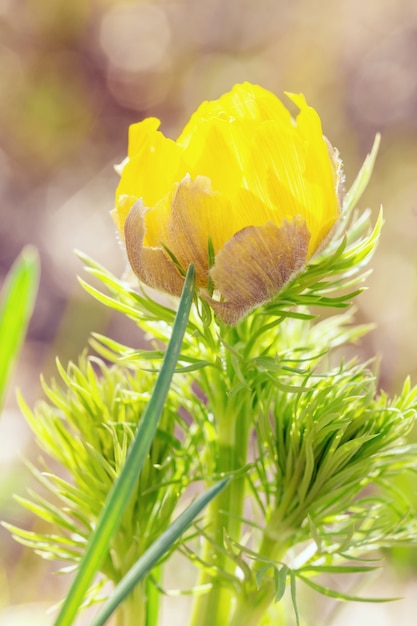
left=204, top=217, right=310, bottom=325
left=124, top=200, right=185, bottom=297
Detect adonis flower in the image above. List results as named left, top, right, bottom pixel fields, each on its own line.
left=113, top=83, right=343, bottom=324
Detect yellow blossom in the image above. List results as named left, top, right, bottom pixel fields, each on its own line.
left=113, top=83, right=342, bottom=324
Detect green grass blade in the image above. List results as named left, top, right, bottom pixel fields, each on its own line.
left=0, top=246, right=39, bottom=414
left=90, top=478, right=229, bottom=626
left=53, top=265, right=195, bottom=626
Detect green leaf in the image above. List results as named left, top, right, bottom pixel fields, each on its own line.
left=90, top=478, right=229, bottom=626
left=0, top=246, right=39, bottom=413
left=343, top=134, right=381, bottom=216
left=297, top=573, right=400, bottom=602
left=298, top=564, right=379, bottom=575
left=274, top=564, right=288, bottom=602
left=53, top=264, right=195, bottom=626
left=289, top=569, right=300, bottom=626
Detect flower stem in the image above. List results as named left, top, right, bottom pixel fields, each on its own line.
left=189, top=401, right=250, bottom=626
left=229, top=536, right=290, bottom=626
left=114, top=581, right=147, bottom=626
left=229, top=586, right=275, bottom=626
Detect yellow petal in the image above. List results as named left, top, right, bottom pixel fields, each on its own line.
left=115, top=117, right=185, bottom=226
left=205, top=217, right=310, bottom=324
left=287, top=93, right=341, bottom=248
left=177, top=83, right=291, bottom=147
left=180, top=119, right=250, bottom=198
left=244, top=113, right=339, bottom=254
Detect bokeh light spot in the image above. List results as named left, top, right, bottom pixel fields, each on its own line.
left=99, top=2, right=171, bottom=73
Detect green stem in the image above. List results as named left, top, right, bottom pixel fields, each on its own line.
left=229, top=538, right=289, bottom=626
left=229, top=585, right=276, bottom=626
left=114, top=581, right=147, bottom=626
left=189, top=402, right=250, bottom=626
left=145, top=567, right=161, bottom=626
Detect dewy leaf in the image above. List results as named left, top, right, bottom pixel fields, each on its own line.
left=0, top=246, right=39, bottom=414
left=53, top=264, right=195, bottom=626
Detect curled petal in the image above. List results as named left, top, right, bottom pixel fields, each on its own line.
left=112, top=194, right=138, bottom=238
left=205, top=218, right=310, bottom=325
left=124, top=201, right=184, bottom=297
left=116, top=118, right=185, bottom=215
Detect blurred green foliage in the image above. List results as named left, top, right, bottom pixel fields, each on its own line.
left=0, top=247, right=39, bottom=414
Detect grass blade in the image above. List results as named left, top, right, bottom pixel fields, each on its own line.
left=90, top=478, right=229, bottom=626
left=0, top=246, right=39, bottom=413
left=53, top=265, right=195, bottom=626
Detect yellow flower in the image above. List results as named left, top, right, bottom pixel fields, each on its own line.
left=113, top=83, right=342, bottom=324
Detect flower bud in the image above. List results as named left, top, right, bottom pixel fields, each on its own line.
left=113, top=83, right=342, bottom=324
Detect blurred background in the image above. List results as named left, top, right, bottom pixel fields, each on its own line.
left=1, top=0, right=417, bottom=623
